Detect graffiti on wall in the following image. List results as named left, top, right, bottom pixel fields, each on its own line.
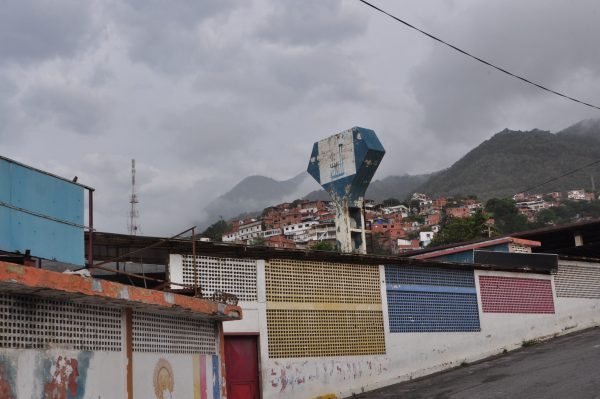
left=0, top=355, right=16, bottom=399
left=41, top=352, right=92, bottom=399
left=153, top=358, right=174, bottom=399
left=269, top=358, right=389, bottom=393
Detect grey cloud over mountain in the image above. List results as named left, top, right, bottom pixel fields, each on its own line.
left=1, top=0, right=599, bottom=235
left=408, top=0, right=600, bottom=140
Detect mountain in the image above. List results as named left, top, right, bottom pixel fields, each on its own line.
left=202, top=171, right=429, bottom=226
left=201, top=119, right=600, bottom=226
left=558, top=118, right=600, bottom=138
left=201, top=173, right=319, bottom=225
left=416, top=120, right=600, bottom=199
left=304, top=173, right=431, bottom=202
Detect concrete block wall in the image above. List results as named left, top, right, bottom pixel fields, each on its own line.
left=0, top=292, right=224, bottom=399
left=169, top=254, right=600, bottom=399
left=262, top=265, right=600, bottom=399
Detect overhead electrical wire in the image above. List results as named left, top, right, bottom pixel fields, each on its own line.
left=357, top=0, right=600, bottom=111
left=520, top=158, right=600, bottom=194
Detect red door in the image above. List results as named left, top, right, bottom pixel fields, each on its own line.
left=224, top=335, right=260, bottom=399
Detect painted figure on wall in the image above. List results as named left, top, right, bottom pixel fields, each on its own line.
left=43, top=356, right=80, bottom=399
left=153, top=358, right=174, bottom=399
left=0, top=360, right=16, bottom=399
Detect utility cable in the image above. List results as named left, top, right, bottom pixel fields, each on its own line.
left=357, top=0, right=600, bottom=111
left=521, top=158, right=600, bottom=194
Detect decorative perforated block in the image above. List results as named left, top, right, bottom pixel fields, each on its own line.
left=0, top=293, right=121, bottom=351
left=266, top=309, right=385, bottom=358
left=132, top=310, right=216, bottom=354
left=265, top=259, right=385, bottom=358
left=479, top=276, right=555, bottom=313
left=555, top=264, right=600, bottom=298
left=385, top=266, right=480, bottom=333
left=265, top=259, right=381, bottom=303
left=180, top=255, right=257, bottom=301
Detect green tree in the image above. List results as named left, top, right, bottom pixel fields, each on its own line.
left=251, top=236, right=266, bottom=246
left=485, top=198, right=528, bottom=234
left=291, top=198, right=303, bottom=207
left=200, top=220, right=231, bottom=242
left=430, top=211, right=492, bottom=246
left=310, top=241, right=335, bottom=251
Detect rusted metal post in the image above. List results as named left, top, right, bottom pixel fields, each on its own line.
left=192, top=226, right=198, bottom=296
left=125, top=308, right=133, bottom=399
left=218, top=323, right=227, bottom=398
left=87, top=189, right=94, bottom=268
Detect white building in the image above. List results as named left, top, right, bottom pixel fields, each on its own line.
left=222, top=219, right=271, bottom=243
left=568, top=189, right=586, bottom=201
left=283, top=220, right=319, bottom=239
left=516, top=200, right=549, bottom=211
left=382, top=204, right=409, bottom=217
left=420, top=231, right=435, bottom=247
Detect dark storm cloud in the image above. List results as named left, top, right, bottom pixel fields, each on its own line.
left=111, top=0, right=245, bottom=74
left=408, top=0, right=600, bottom=139
left=259, top=0, right=368, bottom=46
left=3, top=0, right=600, bottom=235
left=0, top=76, right=18, bottom=138
left=0, top=0, right=98, bottom=64
left=160, top=103, right=261, bottom=165
left=21, top=83, right=109, bottom=135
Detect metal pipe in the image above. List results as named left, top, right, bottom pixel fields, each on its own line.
left=90, top=263, right=195, bottom=289
left=0, top=200, right=87, bottom=228
left=87, top=189, right=94, bottom=268
left=192, top=226, right=198, bottom=296
left=125, top=308, right=133, bottom=399
left=93, top=226, right=196, bottom=267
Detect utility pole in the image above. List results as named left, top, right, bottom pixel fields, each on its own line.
left=128, top=159, right=140, bottom=235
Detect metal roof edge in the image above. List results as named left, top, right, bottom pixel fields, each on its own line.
left=0, top=155, right=94, bottom=191
left=0, top=261, right=242, bottom=321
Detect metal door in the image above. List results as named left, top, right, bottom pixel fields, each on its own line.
left=224, top=335, right=260, bottom=399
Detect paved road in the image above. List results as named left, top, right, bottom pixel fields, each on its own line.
left=355, top=327, right=600, bottom=399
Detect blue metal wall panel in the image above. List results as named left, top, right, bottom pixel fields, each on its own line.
left=0, top=158, right=84, bottom=265
left=385, top=266, right=480, bottom=333
left=385, top=266, right=475, bottom=287
left=428, top=244, right=511, bottom=264
left=433, top=252, right=475, bottom=263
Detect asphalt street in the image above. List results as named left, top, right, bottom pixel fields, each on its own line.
left=354, top=327, right=600, bottom=399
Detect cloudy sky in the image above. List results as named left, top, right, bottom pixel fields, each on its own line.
left=2, top=0, right=599, bottom=235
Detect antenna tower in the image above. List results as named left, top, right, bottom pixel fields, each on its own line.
left=128, top=159, right=140, bottom=235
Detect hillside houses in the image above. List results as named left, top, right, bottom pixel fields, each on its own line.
left=221, top=194, right=444, bottom=253
left=218, top=187, right=600, bottom=254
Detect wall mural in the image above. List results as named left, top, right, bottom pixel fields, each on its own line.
left=0, top=355, right=16, bottom=399
left=41, top=353, right=92, bottom=399
left=153, top=358, right=175, bottom=399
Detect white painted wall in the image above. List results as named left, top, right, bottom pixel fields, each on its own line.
left=133, top=353, right=221, bottom=399
left=1, top=349, right=125, bottom=399
left=223, top=300, right=260, bottom=333
left=255, top=265, right=600, bottom=399
left=167, top=254, right=600, bottom=399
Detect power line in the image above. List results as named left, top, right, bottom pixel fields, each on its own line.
left=357, top=0, right=600, bottom=111
left=521, top=158, right=600, bottom=194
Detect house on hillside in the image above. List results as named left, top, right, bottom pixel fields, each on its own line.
left=446, top=206, right=470, bottom=218
left=568, top=189, right=587, bottom=201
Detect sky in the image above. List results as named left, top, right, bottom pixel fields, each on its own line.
left=2, top=0, right=600, bottom=235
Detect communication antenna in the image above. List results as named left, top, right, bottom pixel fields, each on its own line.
left=128, top=159, right=140, bottom=235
